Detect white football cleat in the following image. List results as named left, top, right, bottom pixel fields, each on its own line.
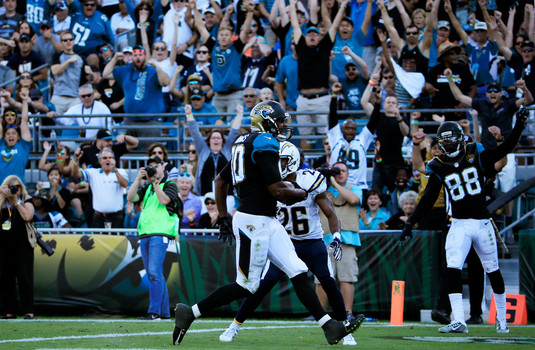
left=219, top=327, right=239, bottom=342
left=496, top=318, right=510, bottom=333
left=439, top=321, right=468, bottom=333
left=342, top=334, right=357, bottom=345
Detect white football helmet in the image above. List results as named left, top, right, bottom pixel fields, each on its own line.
left=279, top=141, right=300, bottom=179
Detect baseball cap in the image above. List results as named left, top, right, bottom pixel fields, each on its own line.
left=203, top=7, right=215, bottom=15
left=437, top=20, right=450, bottom=30
left=400, top=49, right=417, bottom=62
left=521, top=40, right=534, bottom=48
left=29, top=88, right=42, bottom=99
left=345, top=61, right=357, bottom=68
left=55, top=1, right=68, bottom=10
left=132, top=44, right=145, bottom=53
left=474, top=21, right=487, bottom=31
left=204, top=192, right=216, bottom=203
left=96, top=129, right=113, bottom=140
left=191, top=88, right=204, bottom=99
left=40, top=19, right=52, bottom=28
left=19, top=34, right=31, bottom=42
left=187, top=73, right=201, bottom=83
left=486, top=82, right=500, bottom=92
left=305, top=26, right=320, bottom=35
left=33, top=189, right=50, bottom=201
left=462, top=24, right=473, bottom=33
left=122, top=46, right=132, bottom=53
left=146, top=155, right=163, bottom=166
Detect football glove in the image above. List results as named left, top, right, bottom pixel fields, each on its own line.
left=517, top=104, right=529, bottom=123
left=399, top=223, right=413, bottom=247
left=329, top=232, right=343, bottom=261
left=216, top=216, right=234, bottom=244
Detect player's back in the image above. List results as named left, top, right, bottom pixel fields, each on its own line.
left=231, top=132, right=281, bottom=217
left=277, top=169, right=326, bottom=240
left=428, top=143, right=490, bottom=219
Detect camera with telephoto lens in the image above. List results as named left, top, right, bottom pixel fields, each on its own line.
left=317, top=166, right=341, bottom=186
left=36, top=232, right=54, bottom=256
left=146, top=165, right=157, bottom=178
left=8, top=184, right=19, bottom=194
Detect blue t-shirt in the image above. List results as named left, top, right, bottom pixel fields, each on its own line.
left=275, top=54, right=299, bottom=109
left=0, top=139, right=31, bottom=184
left=323, top=184, right=363, bottom=247
left=70, top=10, right=115, bottom=54
left=340, top=75, right=367, bottom=111
left=349, top=0, right=376, bottom=46
left=465, top=40, right=499, bottom=85
left=179, top=102, right=219, bottom=125
left=206, top=37, right=245, bottom=92
left=332, top=33, right=365, bottom=81
left=359, top=208, right=390, bottom=230
left=113, top=64, right=165, bottom=118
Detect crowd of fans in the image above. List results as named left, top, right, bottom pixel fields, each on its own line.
left=0, top=0, right=534, bottom=232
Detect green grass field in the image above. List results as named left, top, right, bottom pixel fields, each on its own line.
left=1, top=318, right=534, bottom=349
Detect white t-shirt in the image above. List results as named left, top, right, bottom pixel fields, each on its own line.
left=60, top=101, right=113, bottom=138
left=162, top=6, right=193, bottom=59
left=110, top=12, right=135, bottom=35
left=154, top=58, right=178, bottom=93
left=82, top=168, right=128, bottom=213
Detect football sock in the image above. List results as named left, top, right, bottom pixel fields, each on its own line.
left=197, top=282, right=252, bottom=315
left=235, top=278, right=278, bottom=324
left=448, top=293, right=464, bottom=324
left=318, top=276, right=347, bottom=321
left=488, top=270, right=505, bottom=294
left=494, top=292, right=507, bottom=321
left=230, top=319, right=242, bottom=330
left=290, top=272, right=328, bottom=321
left=318, top=314, right=331, bottom=327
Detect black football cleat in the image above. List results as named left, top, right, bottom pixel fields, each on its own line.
left=431, top=309, right=451, bottom=325
left=172, top=303, right=195, bottom=345
left=322, top=314, right=365, bottom=345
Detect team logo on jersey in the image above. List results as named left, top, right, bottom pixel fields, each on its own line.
left=467, top=155, right=475, bottom=163
left=216, top=53, right=226, bottom=66
left=246, top=225, right=255, bottom=233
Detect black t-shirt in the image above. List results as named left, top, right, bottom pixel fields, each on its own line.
left=241, top=52, right=277, bottom=89
left=427, top=63, right=475, bottom=109
left=97, top=78, right=125, bottom=116
left=401, top=44, right=429, bottom=74
left=200, top=152, right=228, bottom=196
left=296, top=34, right=334, bottom=90
left=79, top=142, right=128, bottom=168
left=367, top=105, right=405, bottom=166
left=0, top=198, right=34, bottom=246
left=197, top=212, right=217, bottom=229
left=507, top=55, right=535, bottom=98
left=220, top=132, right=282, bottom=217
left=0, top=13, right=24, bottom=39
left=272, top=23, right=291, bottom=58
left=8, top=51, right=45, bottom=76
left=135, top=178, right=181, bottom=219
left=471, top=97, right=517, bottom=149
left=372, top=6, right=405, bottom=44
left=50, top=187, right=73, bottom=216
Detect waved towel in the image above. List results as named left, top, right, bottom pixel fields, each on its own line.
left=390, top=57, right=426, bottom=99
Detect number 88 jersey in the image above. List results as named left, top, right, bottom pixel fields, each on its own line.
left=277, top=169, right=327, bottom=240
left=427, top=143, right=490, bottom=219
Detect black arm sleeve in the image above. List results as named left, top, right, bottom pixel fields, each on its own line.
left=366, top=104, right=381, bottom=133
left=480, top=118, right=525, bottom=171
left=219, top=161, right=232, bottom=184
left=328, top=95, right=338, bottom=129
left=407, top=173, right=442, bottom=226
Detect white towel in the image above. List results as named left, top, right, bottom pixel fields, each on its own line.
left=390, top=57, right=426, bottom=99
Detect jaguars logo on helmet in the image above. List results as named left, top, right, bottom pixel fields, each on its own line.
left=437, top=121, right=466, bottom=158
left=279, top=141, right=300, bottom=179
left=250, top=101, right=293, bottom=141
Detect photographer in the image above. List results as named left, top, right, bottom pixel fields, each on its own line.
left=127, top=156, right=181, bottom=321
left=0, top=175, right=36, bottom=319
left=318, top=162, right=362, bottom=317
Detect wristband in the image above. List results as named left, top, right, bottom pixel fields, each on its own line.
left=186, top=112, right=193, bottom=118
left=398, top=119, right=404, bottom=123
left=332, top=231, right=341, bottom=241
left=331, top=94, right=338, bottom=98
left=447, top=77, right=454, bottom=82
left=412, top=120, right=419, bottom=125
left=56, top=159, right=63, bottom=162
left=369, top=80, right=376, bottom=86
left=80, top=180, right=85, bottom=188
left=376, top=157, right=383, bottom=163
left=74, top=160, right=79, bottom=165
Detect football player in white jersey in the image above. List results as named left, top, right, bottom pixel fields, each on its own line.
left=219, top=141, right=364, bottom=345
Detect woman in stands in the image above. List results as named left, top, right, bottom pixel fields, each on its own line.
left=0, top=175, right=36, bottom=319
left=146, top=142, right=179, bottom=183
left=359, top=189, right=391, bottom=230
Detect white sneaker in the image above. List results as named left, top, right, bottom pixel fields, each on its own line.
left=219, top=327, right=239, bottom=342
left=496, top=318, right=510, bottom=333
left=342, top=334, right=357, bottom=345
left=439, top=321, right=468, bottom=333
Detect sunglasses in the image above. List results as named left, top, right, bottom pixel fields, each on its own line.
left=80, top=93, right=93, bottom=98
left=406, top=31, right=419, bottom=35
left=487, top=88, right=500, bottom=93
left=251, top=23, right=257, bottom=27
left=383, top=75, right=394, bottom=79
left=188, top=150, right=196, bottom=154
left=205, top=200, right=216, bottom=205
left=152, top=151, right=164, bottom=154
left=31, top=97, right=40, bottom=101
left=515, top=42, right=524, bottom=45
left=6, top=124, right=19, bottom=129
left=154, top=46, right=167, bottom=51
left=83, top=2, right=96, bottom=7
left=58, top=150, right=66, bottom=155
left=62, top=37, right=74, bottom=42
left=4, top=111, right=16, bottom=117
left=132, top=49, right=145, bottom=54
left=244, top=94, right=256, bottom=98
left=191, top=97, right=202, bottom=101
left=20, top=75, right=32, bottom=79
left=196, top=50, right=208, bottom=54
left=346, top=67, right=357, bottom=71
left=474, top=29, right=486, bottom=33
left=188, top=80, right=200, bottom=85
left=522, top=48, right=534, bottom=53
left=139, top=6, right=150, bottom=10
left=41, top=26, right=51, bottom=30
left=101, top=46, right=111, bottom=52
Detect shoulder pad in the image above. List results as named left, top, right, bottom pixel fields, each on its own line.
left=252, top=132, right=279, bottom=153
left=297, top=169, right=326, bottom=194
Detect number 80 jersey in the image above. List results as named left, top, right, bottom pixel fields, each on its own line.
left=277, top=169, right=327, bottom=240
left=427, top=143, right=490, bottom=219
